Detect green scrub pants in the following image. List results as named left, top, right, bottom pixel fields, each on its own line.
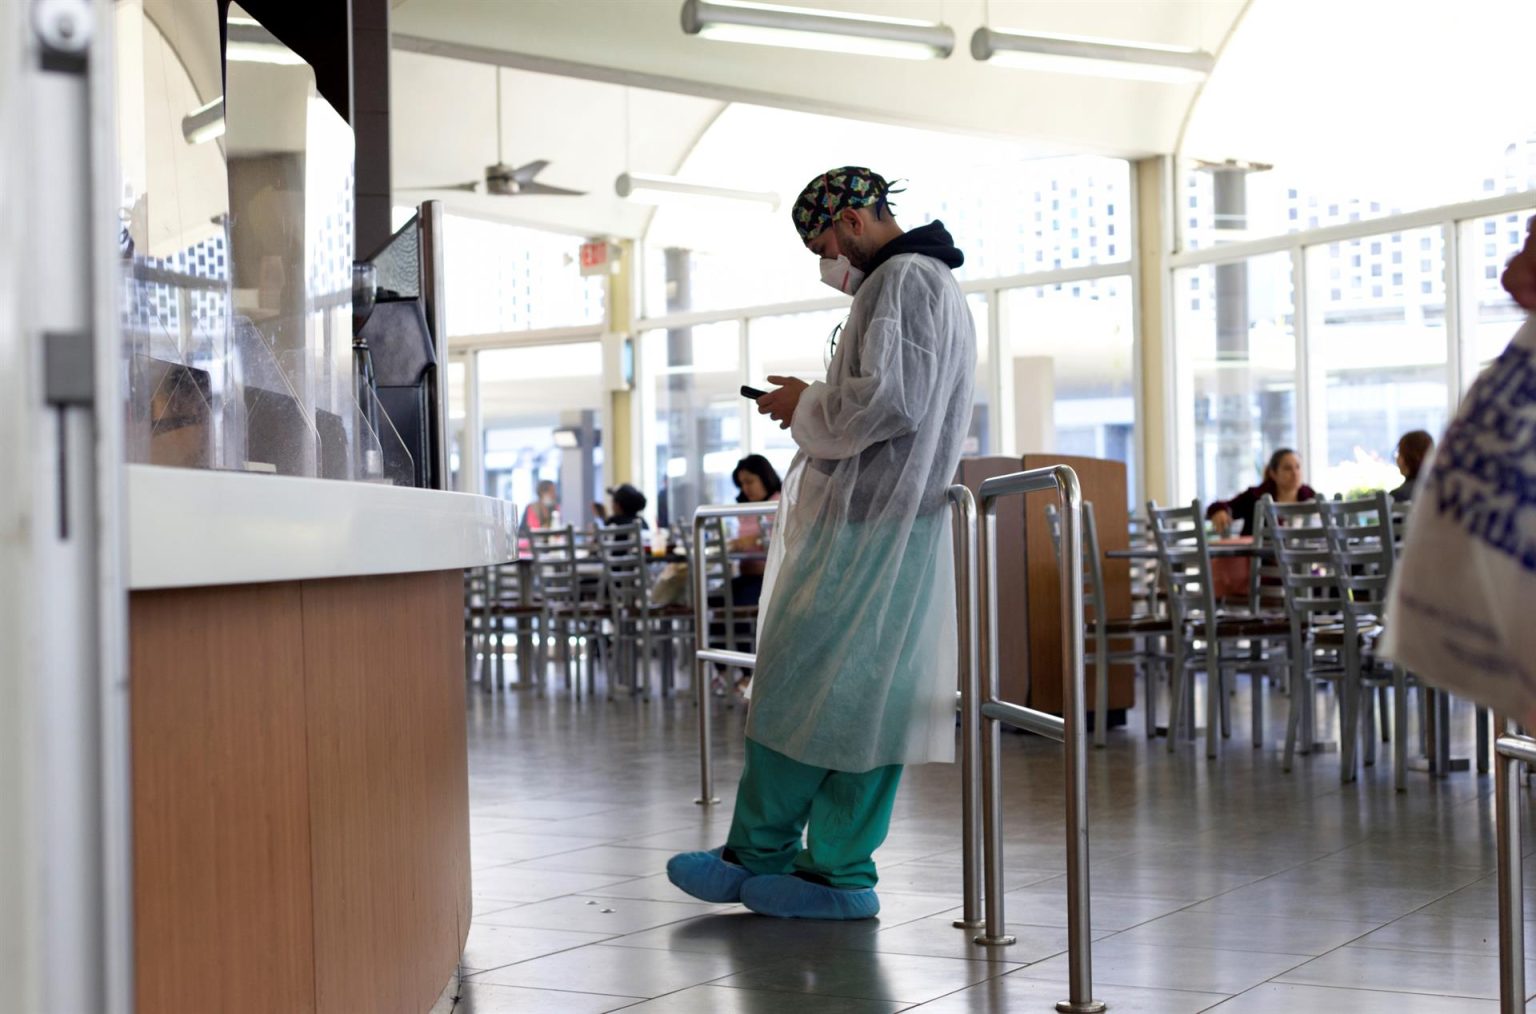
left=725, top=737, right=903, bottom=890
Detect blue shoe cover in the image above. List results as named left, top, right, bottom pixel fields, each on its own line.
left=666, top=846, right=753, bottom=903
left=740, top=874, right=880, bottom=920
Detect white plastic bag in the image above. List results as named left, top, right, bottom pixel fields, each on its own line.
left=1383, top=317, right=1536, bottom=724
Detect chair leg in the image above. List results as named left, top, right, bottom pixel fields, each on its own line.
left=1167, top=639, right=1188, bottom=754
left=1206, top=640, right=1221, bottom=760
left=1283, top=673, right=1302, bottom=774
left=1362, top=688, right=1377, bottom=767
left=1141, top=636, right=1157, bottom=739
left=1339, top=643, right=1361, bottom=784
left=1379, top=685, right=1392, bottom=743
left=1219, top=664, right=1232, bottom=740
left=1252, top=666, right=1264, bottom=750
left=1477, top=707, right=1491, bottom=774
left=1394, top=668, right=1409, bottom=793
left=1094, top=628, right=1109, bottom=749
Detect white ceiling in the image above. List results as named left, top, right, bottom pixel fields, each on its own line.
left=1181, top=0, right=1536, bottom=205
left=391, top=51, right=725, bottom=238
left=389, top=0, right=1536, bottom=244
left=391, top=0, right=1245, bottom=155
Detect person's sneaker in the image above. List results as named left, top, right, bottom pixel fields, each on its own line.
left=666, top=846, right=753, bottom=903
left=740, top=873, right=880, bottom=920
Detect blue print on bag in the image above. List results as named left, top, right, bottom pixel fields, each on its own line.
left=1429, top=343, right=1536, bottom=573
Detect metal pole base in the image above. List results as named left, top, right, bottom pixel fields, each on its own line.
left=952, top=918, right=984, bottom=929
left=973, top=933, right=1017, bottom=946
left=694, top=797, right=720, bottom=806
left=1056, top=1000, right=1107, bottom=1013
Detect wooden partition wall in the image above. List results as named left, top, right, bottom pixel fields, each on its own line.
left=957, top=455, right=1133, bottom=720
left=130, top=569, right=470, bottom=1014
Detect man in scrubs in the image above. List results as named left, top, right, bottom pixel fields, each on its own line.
left=667, top=167, right=976, bottom=920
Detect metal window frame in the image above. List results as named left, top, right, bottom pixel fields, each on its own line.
left=1164, top=188, right=1536, bottom=504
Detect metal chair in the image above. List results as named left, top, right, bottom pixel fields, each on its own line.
left=1265, top=496, right=1369, bottom=782
left=1320, top=491, right=1414, bottom=790
left=594, top=523, right=693, bottom=698
left=1046, top=501, right=1172, bottom=746
left=529, top=526, right=606, bottom=698
left=486, top=559, right=542, bottom=691
left=1147, top=500, right=1294, bottom=759
left=463, top=567, right=492, bottom=684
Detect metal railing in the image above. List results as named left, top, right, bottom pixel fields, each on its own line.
left=950, top=485, right=984, bottom=931
left=1495, top=719, right=1533, bottom=1013
left=960, top=466, right=1104, bottom=1014
left=691, top=501, right=779, bottom=806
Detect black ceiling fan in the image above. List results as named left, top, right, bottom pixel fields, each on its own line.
left=402, top=67, right=585, bottom=198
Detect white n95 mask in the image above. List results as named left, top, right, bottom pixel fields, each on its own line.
left=819, top=255, right=865, bottom=296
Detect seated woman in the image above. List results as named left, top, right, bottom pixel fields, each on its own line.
left=1391, top=430, right=1434, bottom=503
left=1207, top=448, right=1317, bottom=536
left=594, top=484, right=650, bottom=528
left=729, top=454, right=783, bottom=608
left=521, top=479, right=559, bottom=533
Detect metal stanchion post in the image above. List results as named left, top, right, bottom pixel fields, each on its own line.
left=949, top=485, right=984, bottom=930
left=975, top=493, right=1015, bottom=947
left=689, top=502, right=778, bottom=806
left=1054, top=467, right=1104, bottom=1014
left=966, top=466, right=1103, bottom=1010
left=1495, top=718, right=1527, bottom=1014
left=693, top=509, right=717, bottom=805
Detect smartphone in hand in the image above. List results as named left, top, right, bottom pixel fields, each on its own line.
left=740, top=384, right=768, bottom=400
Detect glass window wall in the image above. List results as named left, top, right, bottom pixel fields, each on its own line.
left=477, top=342, right=604, bottom=527
left=1461, top=211, right=1532, bottom=372
left=1175, top=253, right=1297, bottom=511
left=1003, top=278, right=1135, bottom=493
left=641, top=322, right=742, bottom=531
left=1307, top=228, right=1449, bottom=496
left=444, top=215, right=606, bottom=335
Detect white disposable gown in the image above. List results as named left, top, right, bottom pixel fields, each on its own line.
left=748, top=248, right=976, bottom=772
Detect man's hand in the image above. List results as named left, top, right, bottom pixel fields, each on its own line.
left=757, top=376, right=808, bottom=430
left=1503, top=215, right=1536, bottom=311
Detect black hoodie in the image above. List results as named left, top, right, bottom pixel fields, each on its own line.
left=862, top=219, right=965, bottom=277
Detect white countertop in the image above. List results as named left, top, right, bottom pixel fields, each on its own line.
left=127, top=465, right=514, bottom=590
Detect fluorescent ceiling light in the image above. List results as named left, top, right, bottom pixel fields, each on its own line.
left=181, top=97, right=225, bottom=144
left=681, top=0, right=953, bottom=61
left=616, top=172, right=780, bottom=211
left=970, top=28, right=1213, bottom=83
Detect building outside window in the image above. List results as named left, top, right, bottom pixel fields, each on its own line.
left=1003, top=277, right=1136, bottom=498
left=1175, top=253, right=1297, bottom=512
left=1306, top=227, right=1449, bottom=495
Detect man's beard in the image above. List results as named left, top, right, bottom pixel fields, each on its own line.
left=844, top=234, right=877, bottom=273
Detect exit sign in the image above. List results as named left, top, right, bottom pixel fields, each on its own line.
left=579, top=240, right=618, bottom=276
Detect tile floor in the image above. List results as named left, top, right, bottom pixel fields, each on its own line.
left=446, top=675, right=1536, bottom=1012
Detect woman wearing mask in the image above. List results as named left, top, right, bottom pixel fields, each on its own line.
left=1207, top=448, right=1316, bottom=536
left=1391, top=430, right=1434, bottom=503
left=729, top=454, right=782, bottom=608
left=522, top=479, right=559, bottom=533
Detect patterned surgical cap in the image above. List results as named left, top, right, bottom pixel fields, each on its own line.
left=791, top=166, right=901, bottom=244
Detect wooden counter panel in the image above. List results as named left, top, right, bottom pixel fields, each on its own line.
left=131, top=583, right=317, bottom=1014
left=130, top=570, right=470, bottom=1014
left=302, top=570, right=470, bottom=1014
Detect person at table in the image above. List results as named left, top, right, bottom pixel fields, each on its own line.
left=521, top=479, right=560, bottom=533
left=593, top=483, right=649, bottom=528
left=1207, top=448, right=1316, bottom=536
left=1390, top=430, right=1434, bottom=503
left=729, top=454, right=782, bottom=608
